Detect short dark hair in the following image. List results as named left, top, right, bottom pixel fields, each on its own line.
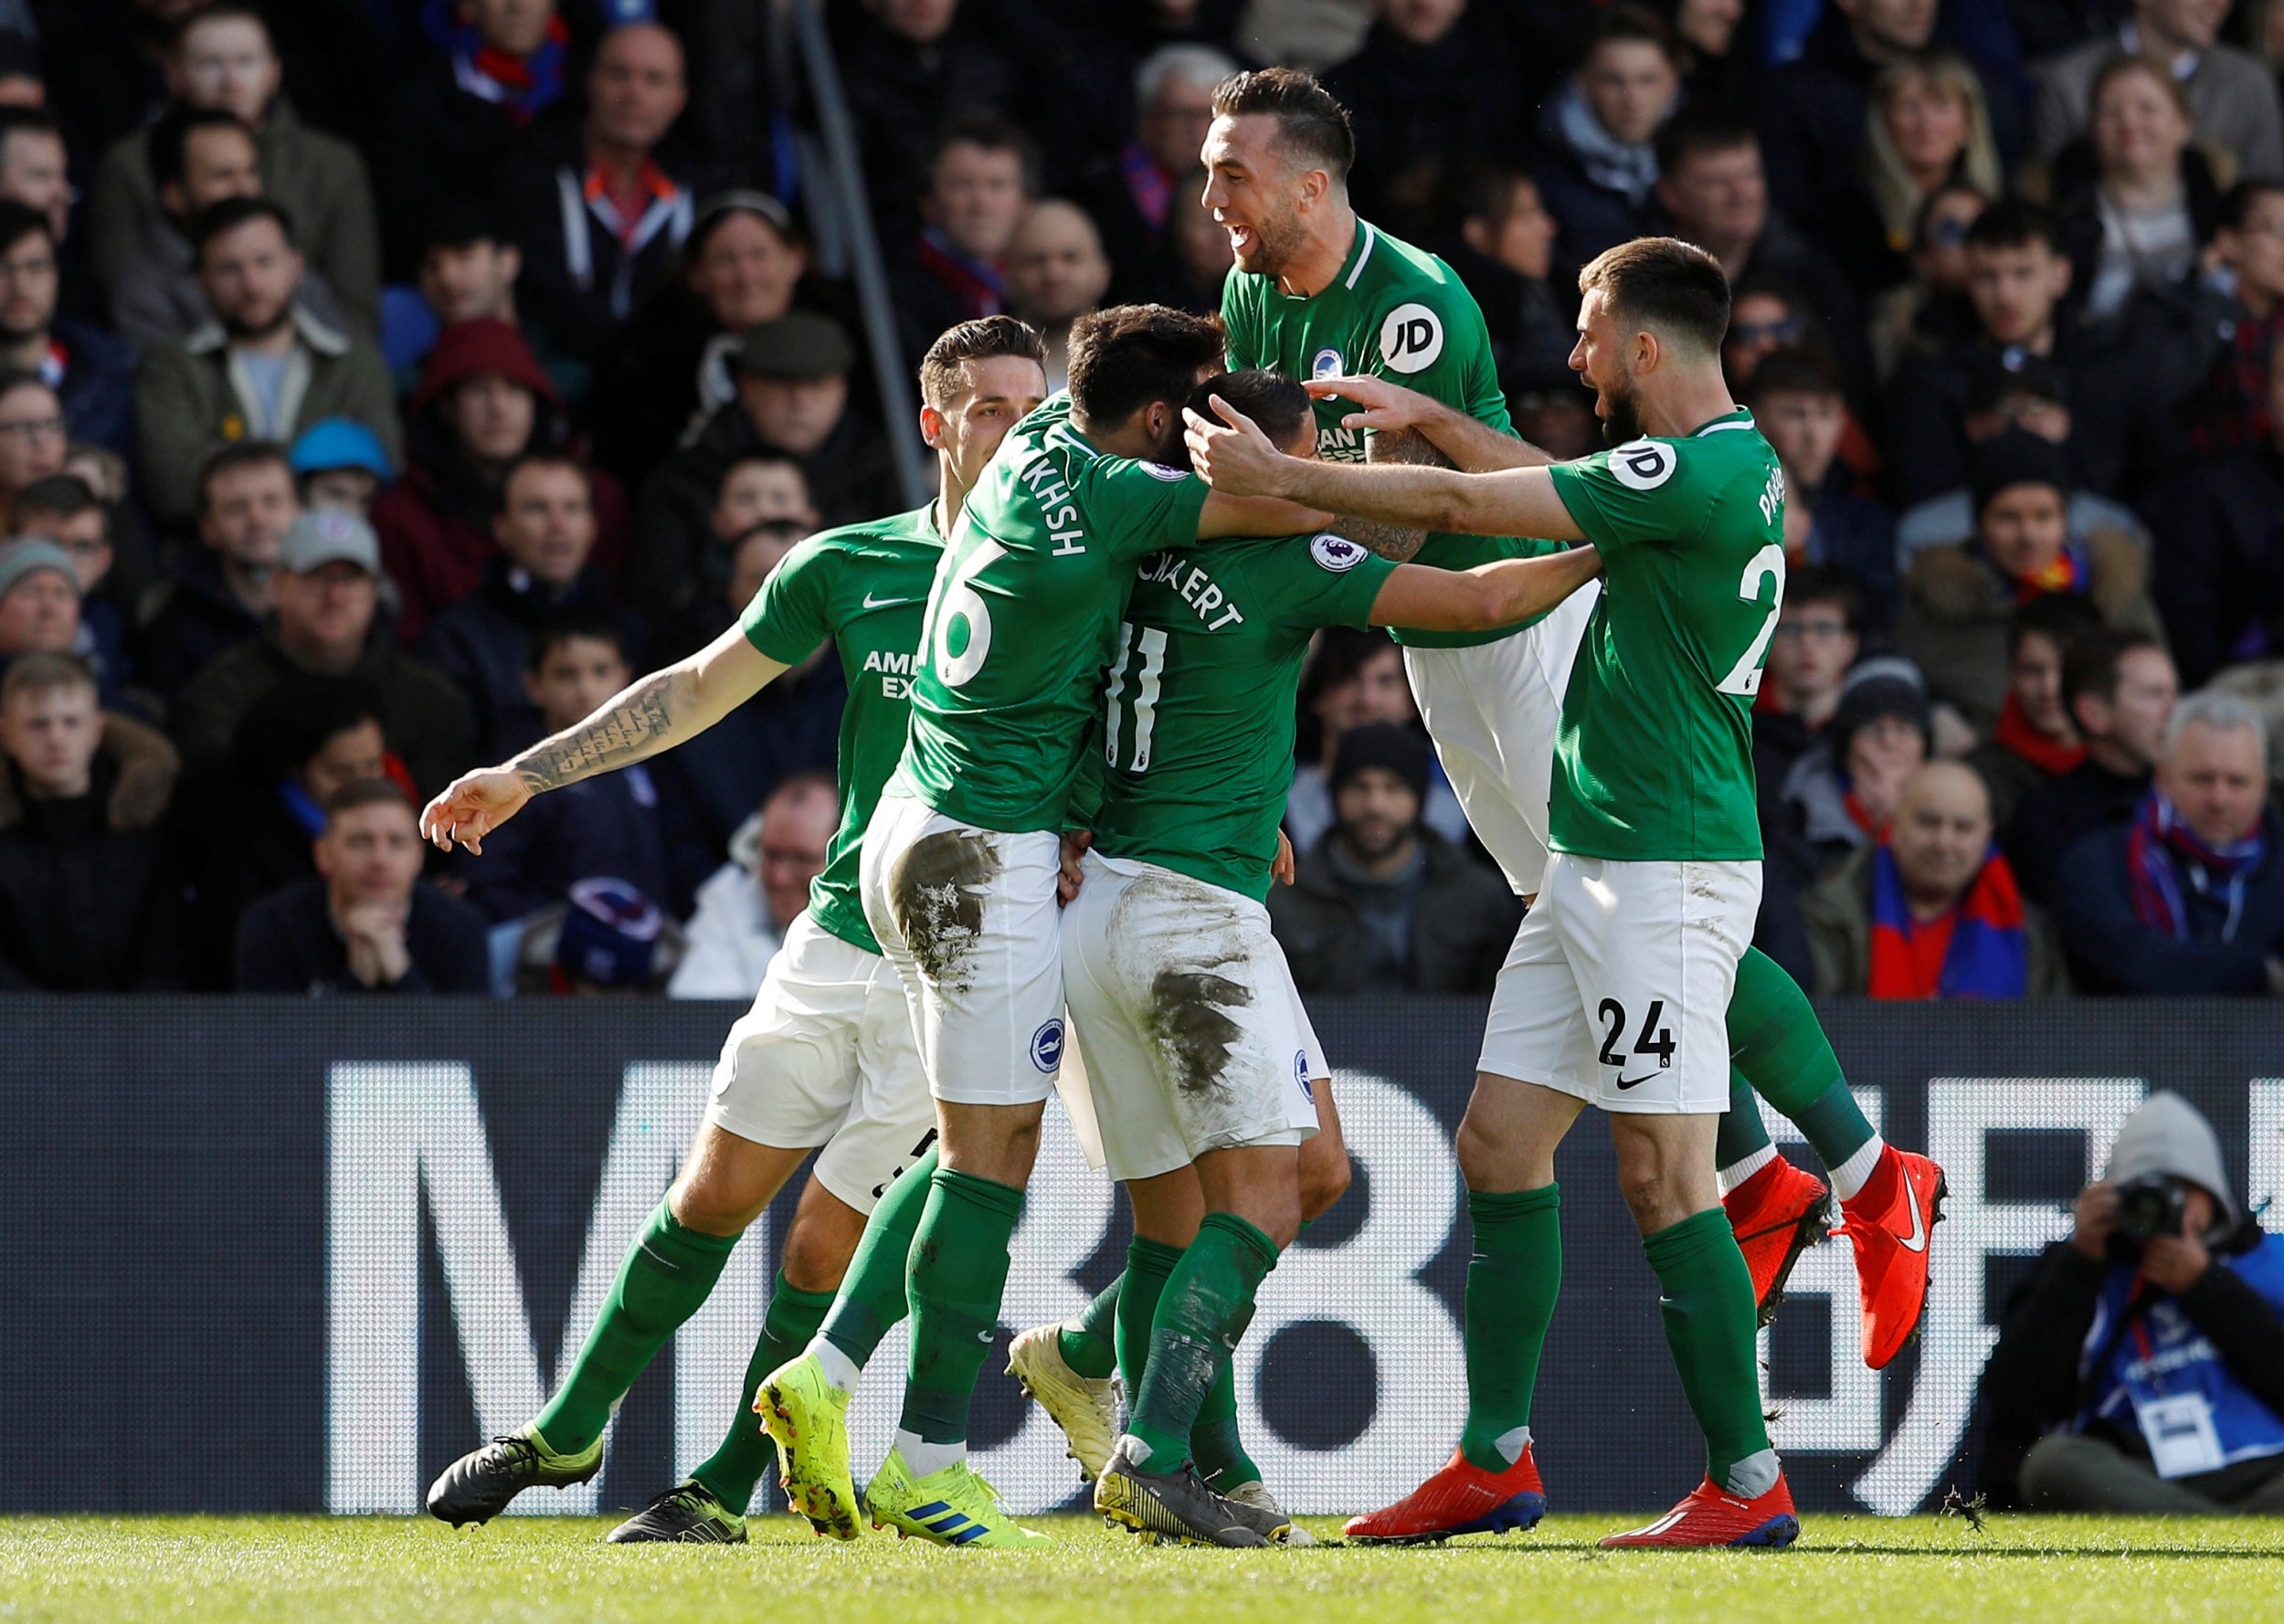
left=1590, top=3, right=1681, bottom=65
left=192, top=195, right=294, bottom=264
left=2062, top=627, right=2166, bottom=724
left=323, top=777, right=414, bottom=820
left=1781, top=565, right=1865, bottom=630
left=170, top=2, right=271, bottom=51
left=233, top=673, right=384, bottom=776
left=2220, top=178, right=2284, bottom=232
left=13, top=473, right=103, bottom=530
left=1210, top=68, right=1355, bottom=182
left=0, top=365, right=53, bottom=407
left=1065, top=303, right=1226, bottom=428
left=0, top=650, right=96, bottom=708
left=497, top=449, right=592, bottom=512
left=924, top=115, right=1038, bottom=199
left=919, top=314, right=1049, bottom=412
left=0, top=107, right=59, bottom=158
left=196, top=439, right=293, bottom=513
left=1188, top=369, right=1310, bottom=453
left=1579, top=236, right=1731, bottom=356
left=1965, top=195, right=2065, bottom=257
left=528, top=606, right=626, bottom=673
left=1741, top=344, right=1845, bottom=404
left=0, top=198, right=48, bottom=259
left=150, top=104, right=250, bottom=193
left=2009, top=590, right=2102, bottom=659
left=1655, top=109, right=1757, bottom=179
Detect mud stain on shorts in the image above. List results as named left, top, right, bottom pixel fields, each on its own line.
left=892, top=828, right=1001, bottom=993
left=1140, top=968, right=1253, bottom=1096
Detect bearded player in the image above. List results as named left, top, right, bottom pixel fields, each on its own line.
left=415, top=317, right=1048, bottom=1544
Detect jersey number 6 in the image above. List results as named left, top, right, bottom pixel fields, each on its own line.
left=928, top=538, right=1008, bottom=688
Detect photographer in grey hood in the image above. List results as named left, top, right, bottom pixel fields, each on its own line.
left=1975, top=1091, right=2284, bottom=1512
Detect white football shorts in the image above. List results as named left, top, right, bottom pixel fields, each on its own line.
left=1061, top=851, right=1323, bottom=1182
left=704, top=912, right=938, bottom=1213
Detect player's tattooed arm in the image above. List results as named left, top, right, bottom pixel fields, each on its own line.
left=1333, top=427, right=1438, bottom=561
left=1308, top=376, right=1555, bottom=472
left=511, top=668, right=691, bottom=791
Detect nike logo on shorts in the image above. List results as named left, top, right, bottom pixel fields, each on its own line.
left=1614, top=1074, right=1656, bottom=1090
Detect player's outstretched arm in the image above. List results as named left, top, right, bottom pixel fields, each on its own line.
left=1184, top=399, right=1585, bottom=543
left=1365, top=545, right=1602, bottom=632
left=1306, top=376, right=1555, bottom=473
left=419, top=625, right=788, bottom=853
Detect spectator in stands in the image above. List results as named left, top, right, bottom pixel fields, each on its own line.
left=90, top=4, right=379, bottom=335
left=501, top=22, right=693, bottom=371
left=2152, top=360, right=2284, bottom=690
left=668, top=766, right=836, bottom=998
left=0, top=370, right=64, bottom=533
left=1285, top=626, right=1464, bottom=856
left=1530, top=6, right=1680, bottom=283
left=1078, top=44, right=1236, bottom=276
left=458, top=609, right=668, bottom=930
left=1965, top=594, right=2103, bottom=828
left=1979, top=1091, right=2284, bottom=1513
left=176, top=673, right=389, bottom=983
left=0, top=536, right=88, bottom=680
left=1663, top=0, right=1750, bottom=112
left=2032, top=0, right=2284, bottom=184
left=1827, top=48, right=2004, bottom=298
left=0, top=204, right=135, bottom=459
left=377, top=0, right=572, bottom=275
left=2057, top=692, right=2284, bottom=995
left=1802, top=760, right=2066, bottom=998
left=372, top=316, right=626, bottom=643
left=2005, top=627, right=2177, bottom=906
left=1719, top=277, right=1813, bottom=395
left=136, top=441, right=294, bottom=699
left=11, top=474, right=130, bottom=698
left=1444, top=166, right=1574, bottom=396
left=407, top=199, right=525, bottom=362
left=1320, top=0, right=1528, bottom=238
left=1898, top=429, right=2162, bottom=733
left=832, top=0, right=1015, bottom=240
left=1774, top=655, right=1930, bottom=882
left=0, top=652, right=188, bottom=989
left=629, top=311, right=894, bottom=618
left=235, top=776, right=489, bottom=994
left=419, top=454, right=635, bottom=761
left=515, top=873, right=683, bottom=996
left=136, top=197, right=398, bottom=528
left=595, top=190, right=809, bottom=483
left=1753, top=566, right=1866, bottom=797
left=288, top=418, right=390, bottom=518
left=1656, top=113, right=1872, bottom=401
left=172, top=507, right=470, bottom=796
left=0, top=106, right=67, bottom=246
left=1003, top=200, right=1110, bottom=392
left=1866, top=179, right=1987, bottom=381
left=890, top=118, right=1034, bottom=367
left=1758, top=0, right=1962, bottom=230
left=2188, top=180, right=2284, bottom=454
left=1271, top=720, right=1518, bottom=995
left=2054, top=56, right=2220, bottom=325
left=1746, top=346, right=1897, bottom=622
left=108, top=106, right=345, bottom=347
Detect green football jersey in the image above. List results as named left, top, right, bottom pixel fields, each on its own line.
left=1221, top=216, right=1560, bottom=649
left=1544, top=411, right=1788, bottom=862
left=740, top=504, right=942, bottom=954
left=1091, top=532, right=1396, bottom=902
left=895, top=393, right=1211, bottom=834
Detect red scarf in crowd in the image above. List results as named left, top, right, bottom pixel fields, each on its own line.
left=1991, top=691, right=2084, bottom=776
left=1866, top=843, right=2029, bottom=999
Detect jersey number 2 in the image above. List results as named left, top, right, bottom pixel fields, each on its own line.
left=1716, top=543, right=1786, bottom=697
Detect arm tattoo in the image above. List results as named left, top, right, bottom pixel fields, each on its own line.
left=1338, top=427, right=1452, bottom=561
left=510, top=669, right=692, bottom=792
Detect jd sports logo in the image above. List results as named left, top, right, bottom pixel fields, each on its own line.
left=1379, top=303, right=1443, bottom=374
left=1609, top=438, right=1676, bottom=490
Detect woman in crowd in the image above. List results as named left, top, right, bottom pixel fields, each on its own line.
left=1834, top=49, right=2003, bottom=297
left=2056, top=55, right=2223, bottom=323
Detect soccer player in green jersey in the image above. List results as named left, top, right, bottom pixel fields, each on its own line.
left=1202, top=69, right=1943, bottom=1391
left=1188, top=237, right=1817, bottom=1548
left=412, top=316, right=1050, bottom=1544
left=1063, top=369, right=1602, bottom=1547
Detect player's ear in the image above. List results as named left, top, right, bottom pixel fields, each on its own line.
left=917, top=403, right=946, bottom=451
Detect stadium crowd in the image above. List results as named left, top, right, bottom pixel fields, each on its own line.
left=5, top=0, right=2284, bottom=1001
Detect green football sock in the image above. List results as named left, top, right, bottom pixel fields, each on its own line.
left=1125, top=1214, right=1279, bottom=1471
left=817, top=1144, right=936, bottom=1370
left=1114, top=1236, right=1183, bottom=1400
left=1457, top=1185, right=1560, bottom=1472
left=1057, top=1271, right=1124, bottom=1381
left=1714, top=1066, right=1774, bottom=1177
left=1728, top=946, right=1877, bottom=1168
left=1644, top=1207, right=1772, bottom=1492
left=898, top=1166, right=1025, bottom=1446
left=532, top=1199, right=736, bottom=1455
left=690, top=1273, right=833, bottom=1513
left=1192, top=1355, right=1260, bottom=1492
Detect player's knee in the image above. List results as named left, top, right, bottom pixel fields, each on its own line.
left=1612, top=1150, right=1693, bottom=1233
left=1454, top=1112, right=1515, bottom=1187
left=777, top=1216, right=853, bottom=1296
left=667, top=1177, right=764, bottom=1239
left=1298, top=1147, right=1350, bottom=1223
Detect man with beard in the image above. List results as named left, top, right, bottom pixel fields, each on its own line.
left=137, top=196, right=397, bottom=526
left=0, top=203, right=136, bottom=460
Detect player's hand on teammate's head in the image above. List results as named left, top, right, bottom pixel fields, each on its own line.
left=418, top=768, right=534, bottom=857
left=1181, top=395, right=1284, bottom=495
left=1304, top=374, right=1427, bottom=434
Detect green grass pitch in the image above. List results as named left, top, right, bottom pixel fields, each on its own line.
left=7, top=1513, right=2284, bottom=1623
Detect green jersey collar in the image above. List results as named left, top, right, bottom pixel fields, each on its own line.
left=1689, top=408, right=1755, bottom=437
left=1277, top=216, right=1379, bottom=301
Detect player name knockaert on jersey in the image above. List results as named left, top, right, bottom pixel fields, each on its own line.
left=894, top=393, right=1212, bottom=835
left=739, top=504, right=943, bottom=955
left=1221, top=216, right=1563, bottom=649
left=1089, top=532, right=1396, bottom=901
left=1544, top=411, right=1788, bottom=863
